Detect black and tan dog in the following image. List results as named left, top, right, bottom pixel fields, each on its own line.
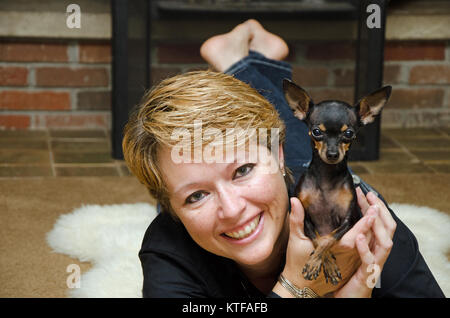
left=283, top=79, right=391, bottom=285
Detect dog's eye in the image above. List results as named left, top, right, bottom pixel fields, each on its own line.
left=344, top=129, right=354, bottom=139
left=312, top=128, right=322, bottom=137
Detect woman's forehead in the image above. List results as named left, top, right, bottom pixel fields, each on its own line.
left=157, top=145, right=280, bottom=191
left=158, top=142, right=276, bottom=165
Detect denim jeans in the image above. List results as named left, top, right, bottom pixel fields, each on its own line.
left=225, top=50, right=312, bottom=179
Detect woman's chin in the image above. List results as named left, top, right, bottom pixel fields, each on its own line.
left=235, top=245, right=275, bottom=268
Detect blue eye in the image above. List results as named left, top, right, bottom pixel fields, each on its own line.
left=233, top=163, right=255, bottom=179
left=185, top=191, right=207, bottom=204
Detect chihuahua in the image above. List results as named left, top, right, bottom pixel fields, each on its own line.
left=283, top=79, right=391, bottom=285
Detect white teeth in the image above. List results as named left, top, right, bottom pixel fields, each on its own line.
left=224, top=214, right=261, bottom=240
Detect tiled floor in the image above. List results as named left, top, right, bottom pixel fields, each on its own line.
left=0, top=128, right=449, bottom=177
left=0, top=130, right=130, bottom=177
left=350, top=127, right=450, bottom=175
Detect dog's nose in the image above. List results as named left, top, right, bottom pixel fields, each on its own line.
left=326, top=151, right=339, bottom=161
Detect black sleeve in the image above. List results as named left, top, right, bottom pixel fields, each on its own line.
left=140, top=249, right=208, bottom=298
left=139, top=212, right=252, bottom=298
left=357, top=177, right=445, bottom=298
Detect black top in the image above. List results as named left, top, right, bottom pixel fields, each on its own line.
left=139, top=170, right=445, bottom=298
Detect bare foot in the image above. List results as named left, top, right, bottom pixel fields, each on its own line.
left=200, top=23, right=252, bottom=72
left=246, top=19, right=289, bottom=61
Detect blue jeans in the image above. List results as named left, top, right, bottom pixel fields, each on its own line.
left=225, top=50, right=312, bottom=180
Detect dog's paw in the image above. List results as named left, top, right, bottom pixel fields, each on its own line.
left=322, top=251, right=341, bottom=285
left=302, top=252, right=322, bottom=281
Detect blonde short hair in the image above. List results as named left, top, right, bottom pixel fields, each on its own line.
left=122, top=70, right=286, bottom=215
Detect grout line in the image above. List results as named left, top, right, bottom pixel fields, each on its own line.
left=380, top=133, right=422, bottom=164
left=45, top=128, right=57, bottom=177
left=382, top=134, right=444, bottom=174
left=53, top=163, right=118, bottom=167
left=50, top=137, right=108, bottom=142
left=425, top=164, right=440, bottom=174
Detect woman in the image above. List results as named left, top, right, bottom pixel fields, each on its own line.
left=123, top=20, right=444, bottom=298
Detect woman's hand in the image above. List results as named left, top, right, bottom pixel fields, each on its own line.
left=333, top=188, right=397, bottom=298
left=272, top=196, right=316, bottom=297
left=275, top=194, right=372, bottom=297
left=275, top=188, right=396, bottom=298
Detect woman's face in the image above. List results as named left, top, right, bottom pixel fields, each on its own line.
left=158, top=144, right=290, bottom=269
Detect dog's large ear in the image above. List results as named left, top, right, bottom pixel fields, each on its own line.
left=283, top=79, right=313, bottom=120
left=355, top=86, right=392, bottom=125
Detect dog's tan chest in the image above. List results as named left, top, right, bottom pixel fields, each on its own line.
left=298, top=180, right=353, bottom=236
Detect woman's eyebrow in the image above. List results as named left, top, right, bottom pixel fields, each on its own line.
left=174, top=182, right=199, bottom=194
left=172, top=161, right=244, bottom=195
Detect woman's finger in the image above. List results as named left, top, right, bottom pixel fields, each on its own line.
left=356, top=234, right=382, bottom=290
left=371, top=215, right=394, bottom=262
left=356, top=187, right=370, bottom=215
left=356, top=234, right=375, bottom=266
left=366, top=192, right=397, bottom=237
left=340, top=207, right=377, bottom=249
left=289, top=197, right=308, bottom=240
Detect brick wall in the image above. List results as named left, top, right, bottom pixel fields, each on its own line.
left=153, top=39, right=450, bottom=128
left=0, top=40, right=111, bottom=129
left=0, top=38, right=449, bottom=129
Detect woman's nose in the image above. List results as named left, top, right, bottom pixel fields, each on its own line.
left=216, top=185, right=246, bottom=220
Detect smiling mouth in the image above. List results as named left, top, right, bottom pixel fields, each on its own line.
left=223, top=214, right=262, bottom=240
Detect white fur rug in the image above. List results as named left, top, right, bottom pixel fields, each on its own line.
left=46, top=202, right=449, bottom=297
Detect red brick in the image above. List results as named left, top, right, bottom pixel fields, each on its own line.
left=79, top=42, right=111, bottom=63
left=383, top=64, right=402, bottom=84
left=0, top=91, right=70, bottom=110
left=385, top=42, right=445, bottom=61
left=0, top=115, right=31, bottom=129
left=334, top=65, right=402, bottom=87
left=77, top=91, right=111, bottom=110
left=409, top=65, right=450, bottom=85
left=39, top=113, right=108, bottom=129
left=157, top=43, right=204, bottom=64
left=292, top=66, right=329, bottom=87
left=308, top=88, right=354, bottom=104
left=0, top=67, right=28, bottom=86
left=36, top=67, right=109, bottom=87
left=388, top=88, right=444, bottom=109
left=334, top=68, right=354, bottom=86
left=0, top=42, right=68, bottom=62
left=306, top=42, right=355, bottom=61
